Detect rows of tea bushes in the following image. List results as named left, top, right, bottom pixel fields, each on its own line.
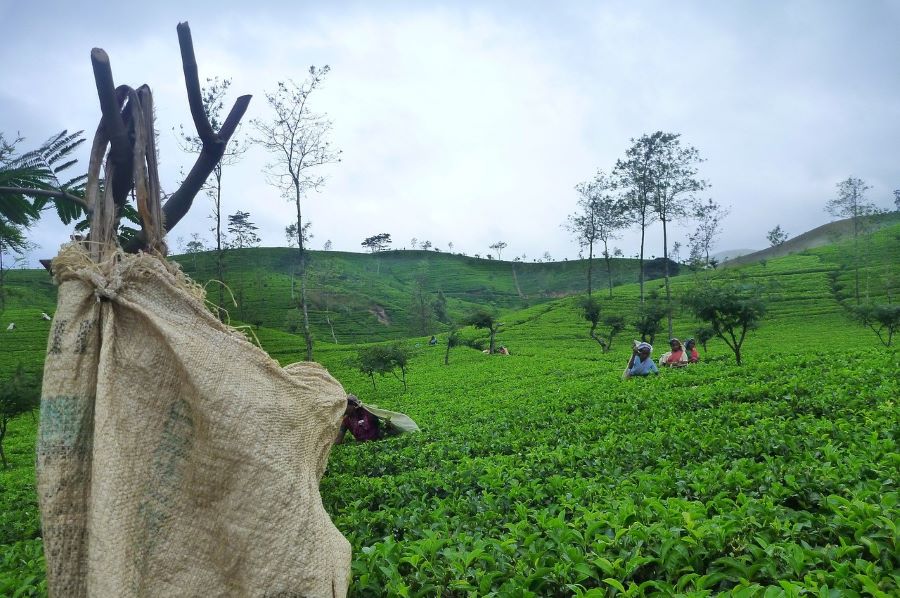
left=0, top=225, right=897, bottom=595
left=316, top=341, right=898, bottom=596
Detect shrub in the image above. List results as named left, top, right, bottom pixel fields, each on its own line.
left=464, top=309, right=501, bottom=354
left=355, top=343, right=413, bottom=391
left=684, top=283, right=766, bottom=365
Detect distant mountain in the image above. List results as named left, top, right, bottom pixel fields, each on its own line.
left=710, top=248, right=758, bottom=262
left=723, top=212, right=900, bottom=267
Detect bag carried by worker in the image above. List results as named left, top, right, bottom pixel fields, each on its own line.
left=38, top=244, right=351, bottom=597
left=362, top=403, right=421, bottom=435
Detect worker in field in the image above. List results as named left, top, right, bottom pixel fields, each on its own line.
left=658, top=338, right=688, bottom=367
left=623, top=342, right=659, bottom=378
left=684, top=338, right=700, bottom=363
left=335, top=395, right=381, bottom=444
left=428, top=335, right=438, bottom=346
left=335, top=394, right=420, bottom=444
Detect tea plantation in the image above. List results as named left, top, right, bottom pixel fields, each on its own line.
left=0, top=225, right=897, bottom=596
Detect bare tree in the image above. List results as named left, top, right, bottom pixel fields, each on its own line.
left=614, top=134, right=659, bottom=304
left=489, top=241, right=507, bottom=259
left=175, top=77, right=248, bottom=319
left=689, top=198, right=730, bottom=267
left=827, top=177, right=878, bottom=304
left=648, top=133, right=706, bottom=338
left=251, top=66, right=341, bottom=361
left=566, top=170, right=628, bottom=297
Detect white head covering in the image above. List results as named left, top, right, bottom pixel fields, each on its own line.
left=637, top=342, right=652, bottom=353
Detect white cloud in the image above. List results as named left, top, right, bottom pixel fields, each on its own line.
left=2, top=1, right=898, bottom=265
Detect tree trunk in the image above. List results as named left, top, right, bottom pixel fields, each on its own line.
left=295, top=190, right=313, bottom=361
left=215, top=169, right=225, bottom=321
left=662, top=216, right=673, bottom=339
left=326, top=315, right=337, bottom=344
left=300, top=268, right=313, bottom=361
left=603, top=240, right=613, bottom=298
left=639, top=208, right=646, bottom=304
left=0, top=422, right=7, bottom=468
left=587, top=241, right=594, bottom=296
left=853, top=216, right=860, bottom=305
left=0, top=248, right=5, bottom=312
left=734, top=345, right=742, bottom=366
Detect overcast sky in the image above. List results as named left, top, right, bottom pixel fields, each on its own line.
left=2, top=0, right=898, bottom=265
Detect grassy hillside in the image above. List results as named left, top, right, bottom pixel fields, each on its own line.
left=0, top=224, right=897, bottom=596
left=169, top=248, right=653, bottom=343
left=723, top=211, right=900, bottom=267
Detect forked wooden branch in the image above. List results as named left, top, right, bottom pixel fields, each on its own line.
left=127, top=22, right=251, bottom=251
left=87, top=21, right=251, bottom=253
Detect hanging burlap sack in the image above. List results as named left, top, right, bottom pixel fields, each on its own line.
left=38, top=242, right=351, bottom=597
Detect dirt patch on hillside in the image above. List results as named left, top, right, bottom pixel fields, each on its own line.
left=369, top=305, right=391, bottom=325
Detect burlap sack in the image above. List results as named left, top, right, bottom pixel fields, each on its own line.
left=38, top=243, right=351, bottom=597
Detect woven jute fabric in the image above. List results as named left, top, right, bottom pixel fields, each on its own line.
left=38, top=243, right=351, bottom=597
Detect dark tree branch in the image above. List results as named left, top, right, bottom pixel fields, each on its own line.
left=0, top=187, right=91, bottom=213
left=123, top=22, right=251, bottom=251
left=90, top=50, right=134, bottom=208
left=177, top=22, right=215, bottom=142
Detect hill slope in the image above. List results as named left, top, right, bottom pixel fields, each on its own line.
left=169, top=249, right=664, bottom=343
left=723, top=211, right=900, bottom=267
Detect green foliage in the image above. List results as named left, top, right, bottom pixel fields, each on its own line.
left=355, top=343, right=413, bottom=391
left=694, top=325, right=716, bottom=351
left=684, top=283, right=766, bottom=365
left=579, top=296, right=624, bottom=353
left=0, top=365, right=39, bottom=468
left=1, top=222, right=899, bottom=595
left=847, top=302, right=899, bottom=347
left=361, top=233, right=392, bottom=252
left=0, top=130, right=87, bottom=226
left=633, top=291, right=667, bottom=345
left=464, top=309, right=501, bottom=353
left=767, top=224, right=788, bottom=247
left=226, top=211, right=260, bottom=248
left=444, top=330, right=460, bottom=365
left=323, top=349, right=898, bottom=596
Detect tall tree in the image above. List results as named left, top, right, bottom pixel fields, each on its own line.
left=647, top=133, right=706, bottom=338
left=227, top=211, right=260, bottom=248
left=175, top=77, right=248, bottom=319
left=827, top=177, right=878, bottom=304
left=566, top=171, right=628, bottom=297
left=252, top=66, right=341, bottom=361
left=489, top=241, right=507, bottom=259
left=689, top=198, right=730, bottom=267
left=614, top=133, right=660, bottom=304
